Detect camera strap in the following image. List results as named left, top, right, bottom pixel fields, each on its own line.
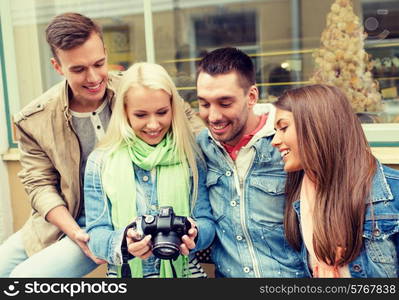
left=120, top=219, right=182, bottom=278
left=121, top=222, right=136, bottom=278
left=169, top=259, right=178, bottom=278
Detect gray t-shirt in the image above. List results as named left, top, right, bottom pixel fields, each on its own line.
left=70, top=100, right=112, bottom=204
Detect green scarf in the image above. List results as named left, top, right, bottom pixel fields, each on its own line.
left=102, top=134, right=190, bottom=278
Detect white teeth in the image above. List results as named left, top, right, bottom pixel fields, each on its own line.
left=145, top=131, right=160, bottom=136
left=281, top=149, right=290, bottom=158
left=212, top=124, right=227, bottom=130
left=87, top=83, right=101, bottom=90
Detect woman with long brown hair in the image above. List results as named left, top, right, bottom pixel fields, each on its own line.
left=271, top=84, right=399, bottom=277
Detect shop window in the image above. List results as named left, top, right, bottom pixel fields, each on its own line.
left=193, top=11, right=257, bottom=49
left=1, top=0, right=398, bottom=148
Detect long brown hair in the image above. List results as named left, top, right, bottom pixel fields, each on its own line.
left=275, top=84, right=376, bottom=266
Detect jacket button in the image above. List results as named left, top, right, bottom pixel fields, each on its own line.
left=243, top=267, right=250, bottom=273
left=143, top=175, right=149, bottom=182
left=230, top=200, right=237, bottom=207
left=225, top=171, right=232, bottom=176
left=236, top=235, right=243, bottom=241
left=372, top=229, right=381, bottom=237
left=352, top=264, right=362, bottom=272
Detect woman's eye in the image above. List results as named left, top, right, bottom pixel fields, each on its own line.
left=279, top=126, right=288, bottom=132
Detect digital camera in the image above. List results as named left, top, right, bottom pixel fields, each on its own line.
left=132, top=206, right=191, bottom=260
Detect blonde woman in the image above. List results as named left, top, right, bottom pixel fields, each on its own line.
left=84, top=62, right=215, bottom=278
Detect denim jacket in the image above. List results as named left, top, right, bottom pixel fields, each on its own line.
left=84, top=148, right=215, bottom=276
left=293, top=162, right=399, bottom=278
left=196, top=105, right=306, bottom=277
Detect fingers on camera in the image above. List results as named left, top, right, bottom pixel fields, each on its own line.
left=128, top=228, right=144, bottom=242
left=129, top=241, right=152, bottom=258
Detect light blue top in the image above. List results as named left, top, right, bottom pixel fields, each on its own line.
left=83, top=148, right=215, bottom=277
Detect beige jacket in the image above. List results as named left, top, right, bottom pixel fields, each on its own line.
left=14, top=72, right=204, bottom=256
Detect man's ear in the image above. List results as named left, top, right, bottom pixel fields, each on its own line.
left=247, top=85, right=259, bottom=108
left=51, top=58, right=64, bottom=76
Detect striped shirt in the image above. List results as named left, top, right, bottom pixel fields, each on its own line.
left=106, top=255, right=207, bottom=278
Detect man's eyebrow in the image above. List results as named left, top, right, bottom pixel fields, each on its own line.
left=94, top=58, right=106, bottom=64
left=69, top=65, right=85, bottom=71
left=217, top=96, right=233, bottom=101
left=69, top=58, right=106, bottom=70
left=197, top=96, right=233, bottom=101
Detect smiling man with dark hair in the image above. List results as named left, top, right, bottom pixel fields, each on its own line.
left=195, top=47, right=306, bottom=277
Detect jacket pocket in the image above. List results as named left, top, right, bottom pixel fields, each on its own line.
left=251, top=175, right=285, bottom=196
left=206, top=170, right=222, bottom=188
left=363, top=219, right=399, bottom=277
left=260, top=223, right=305, bottom=277
left=249, top=175, right=286, bottom=224
left=206, top=170, right=227, bottom=223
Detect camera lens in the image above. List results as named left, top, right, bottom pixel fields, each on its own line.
left=152, top=232, right=181, bottom=260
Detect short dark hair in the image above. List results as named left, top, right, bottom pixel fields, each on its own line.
left=45, top=12, right=103, bottom=62
left=197, top=47, right=255, bottom=91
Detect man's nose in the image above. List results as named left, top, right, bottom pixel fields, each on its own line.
left=208, top=106, right=222, bottom=123
left=87, top=68, right=100, bottom=83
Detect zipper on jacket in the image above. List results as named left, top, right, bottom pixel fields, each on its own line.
left=219, top=145, right=261, bottom=277
left=236, top=153, right=261, bottom=277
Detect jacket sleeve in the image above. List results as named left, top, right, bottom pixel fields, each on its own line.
left=15, top=122, right=66, bottom=219
left=191, top=158, right=216, bottom=252
left=394, top=232, right=399, bottom=265
left=84, top=151, right=124, bottom=265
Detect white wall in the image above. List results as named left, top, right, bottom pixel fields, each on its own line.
left=0, top=55, right=14, bottom=243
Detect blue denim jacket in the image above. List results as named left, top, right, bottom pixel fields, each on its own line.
left=196, top=117, right=306, bottom=277
left=83, top=148, right=215, bottom=276
left=293, top=162, right=399, bottom=278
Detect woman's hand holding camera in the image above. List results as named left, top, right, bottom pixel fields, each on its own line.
left=125, top=217, right=198, bottom=259
left=126, top=229, right=153, bottom=260
left=180, top=217, right=198, bottom=256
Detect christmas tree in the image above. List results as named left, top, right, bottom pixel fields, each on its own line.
left=310, top=0, right=382, bottom=112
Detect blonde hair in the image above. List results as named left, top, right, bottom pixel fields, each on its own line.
left=98, top=62, right=203, bottom=206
